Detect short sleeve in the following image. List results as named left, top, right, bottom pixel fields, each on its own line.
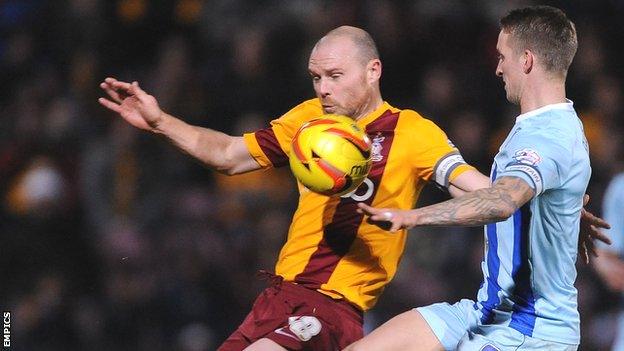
left=242, top=99, right=323, bottom=168
left=498, top=131, right=569, bottom=195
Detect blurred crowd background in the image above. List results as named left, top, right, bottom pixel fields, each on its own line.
left=1, top=0, right=623, bottom=350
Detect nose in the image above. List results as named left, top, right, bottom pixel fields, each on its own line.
left=495, top=63, right=503, bottom=77
left=317, top=78, right=331, bottom=98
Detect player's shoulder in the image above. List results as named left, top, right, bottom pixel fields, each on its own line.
left=396, top=107, right=425, bottom=121
left=289, top=98, right=323, bottom=115
left=515, top=120, right=576, bottom=151
left=397, top=107, right=446, bottom=134
left=523, top=108, right=581, bottom=135
left=273, top=98, right=323, bottom=126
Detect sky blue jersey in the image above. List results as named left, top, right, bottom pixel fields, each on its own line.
left=474, top=101, right=591, bottom=345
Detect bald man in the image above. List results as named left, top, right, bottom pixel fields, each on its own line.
left=98, top=26, right=604, bottom=350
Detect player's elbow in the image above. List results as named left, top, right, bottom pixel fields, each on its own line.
left=219, top=165, right=245, bottom=176
left=215, top=156, right=241, bottom=176
left=216, top=145, right=257, bottom=176
left=215, top=166, right=236, bottom=176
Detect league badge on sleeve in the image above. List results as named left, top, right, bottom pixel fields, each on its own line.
left=512, top=148, right=542, bottom=165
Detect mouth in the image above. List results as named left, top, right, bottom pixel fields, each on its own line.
left=322, top=105, right=336, bottom=113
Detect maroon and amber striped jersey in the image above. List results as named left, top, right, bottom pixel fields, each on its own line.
left=243, top=98, right=473, bottom=311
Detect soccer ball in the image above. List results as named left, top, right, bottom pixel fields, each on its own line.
left=289, top=115, right=372, bottom=196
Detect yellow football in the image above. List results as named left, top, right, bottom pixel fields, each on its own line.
left=289, top=115, right=372, bottom=196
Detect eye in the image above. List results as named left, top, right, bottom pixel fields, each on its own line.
left=311, top=75, right=320, bottom=82
left=331, top=73, right=342, bottom=79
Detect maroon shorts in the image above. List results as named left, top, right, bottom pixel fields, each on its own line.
left=217, top=276, right=363, bottom=350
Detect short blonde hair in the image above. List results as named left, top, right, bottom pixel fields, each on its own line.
left=501, top=6, right=577, bottom=76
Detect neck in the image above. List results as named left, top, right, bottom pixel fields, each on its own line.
left=354, top=91, right=383, bottom=121
left=519, top=76, right=567, bottom=114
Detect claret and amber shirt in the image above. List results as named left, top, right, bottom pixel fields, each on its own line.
left=243, top=98, right=473, bottom=311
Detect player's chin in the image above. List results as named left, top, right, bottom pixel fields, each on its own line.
left=505, top=92, right=519, bottom=105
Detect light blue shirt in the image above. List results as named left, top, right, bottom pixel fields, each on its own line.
left=474, top=101, right=591, bottom=345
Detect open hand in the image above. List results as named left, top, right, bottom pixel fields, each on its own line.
left=98, top=77, right=164, bottom=131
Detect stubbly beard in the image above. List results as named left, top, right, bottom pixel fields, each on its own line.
left=320, top=81, right=372, bottom=118
left=504, top=84, right=520, bottom=105
left=506, top=90, right=520, bottom=105
left=323, top=104, right=355, bottom=118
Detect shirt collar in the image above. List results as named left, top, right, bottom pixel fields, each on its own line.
left=357, top=101, right=393, bottom=126
left=516, top=99, right=574, bottom=123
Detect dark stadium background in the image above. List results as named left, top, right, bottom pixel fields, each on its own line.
left=1, top=1, right=623, bottom=350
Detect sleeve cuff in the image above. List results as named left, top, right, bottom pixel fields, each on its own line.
left=243, top=132, right=272, bottom=168
left=500, top=163, right=544, bottom=195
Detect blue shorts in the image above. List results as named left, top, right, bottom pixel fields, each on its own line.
left=416, top=299, right=578, bottom=351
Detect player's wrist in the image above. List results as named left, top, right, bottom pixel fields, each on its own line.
left=151, top=111, right=171, bottom=134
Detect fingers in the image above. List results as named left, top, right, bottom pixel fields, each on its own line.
left=100, top=81, right=125, bottom=103
left=100, top=77, right=134, bottom=103
left=358, top=203, right=399, bottom=232
left=357, top=203, right=378, bottom=216
left=583, top=194, right=589, bottom=206
left=580, top=242, right=589, bottom=265
left=582, top=208, right=611, bottom=229
left=585, top=231, right=598, bottom=257
left=97, top=97, right=122, bottom=113
left=127, top=81, right=141, bottom=95
left=128, top=81, right=154, bottom=105
left=101, top=77, right=146, bottom=97
left=390, top=222, right=402, bottom=233
left=108, top=78, right=133, bottom=91
left=590, top=225, right=612, bottom=245
left=358, top=204, right=393, bottom=221
left=591, top=214, right=611, bottom=230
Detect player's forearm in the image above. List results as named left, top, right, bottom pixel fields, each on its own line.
left=153, top=112, right=235, bottom=173
left=448, top=184, right=469, bottom=198
left=447, top=170, right=491, bottom=198
left=412, top=187, right=518, bottom=227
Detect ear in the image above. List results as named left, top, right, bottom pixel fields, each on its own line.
left=367, top=59, right=382, bottom=83
left=523, top=50, right=534, bottom=74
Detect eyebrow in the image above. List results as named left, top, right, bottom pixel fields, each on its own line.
left=308, top=67, right=343, bottom=75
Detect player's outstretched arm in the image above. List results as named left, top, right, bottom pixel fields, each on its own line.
left=358, top=176, right=534, bottom=232
left=447, top=169, right=491, bottom=197
left=98, top=77, right=261, bottom=175
left=447, top=171, right=610, bottom=262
